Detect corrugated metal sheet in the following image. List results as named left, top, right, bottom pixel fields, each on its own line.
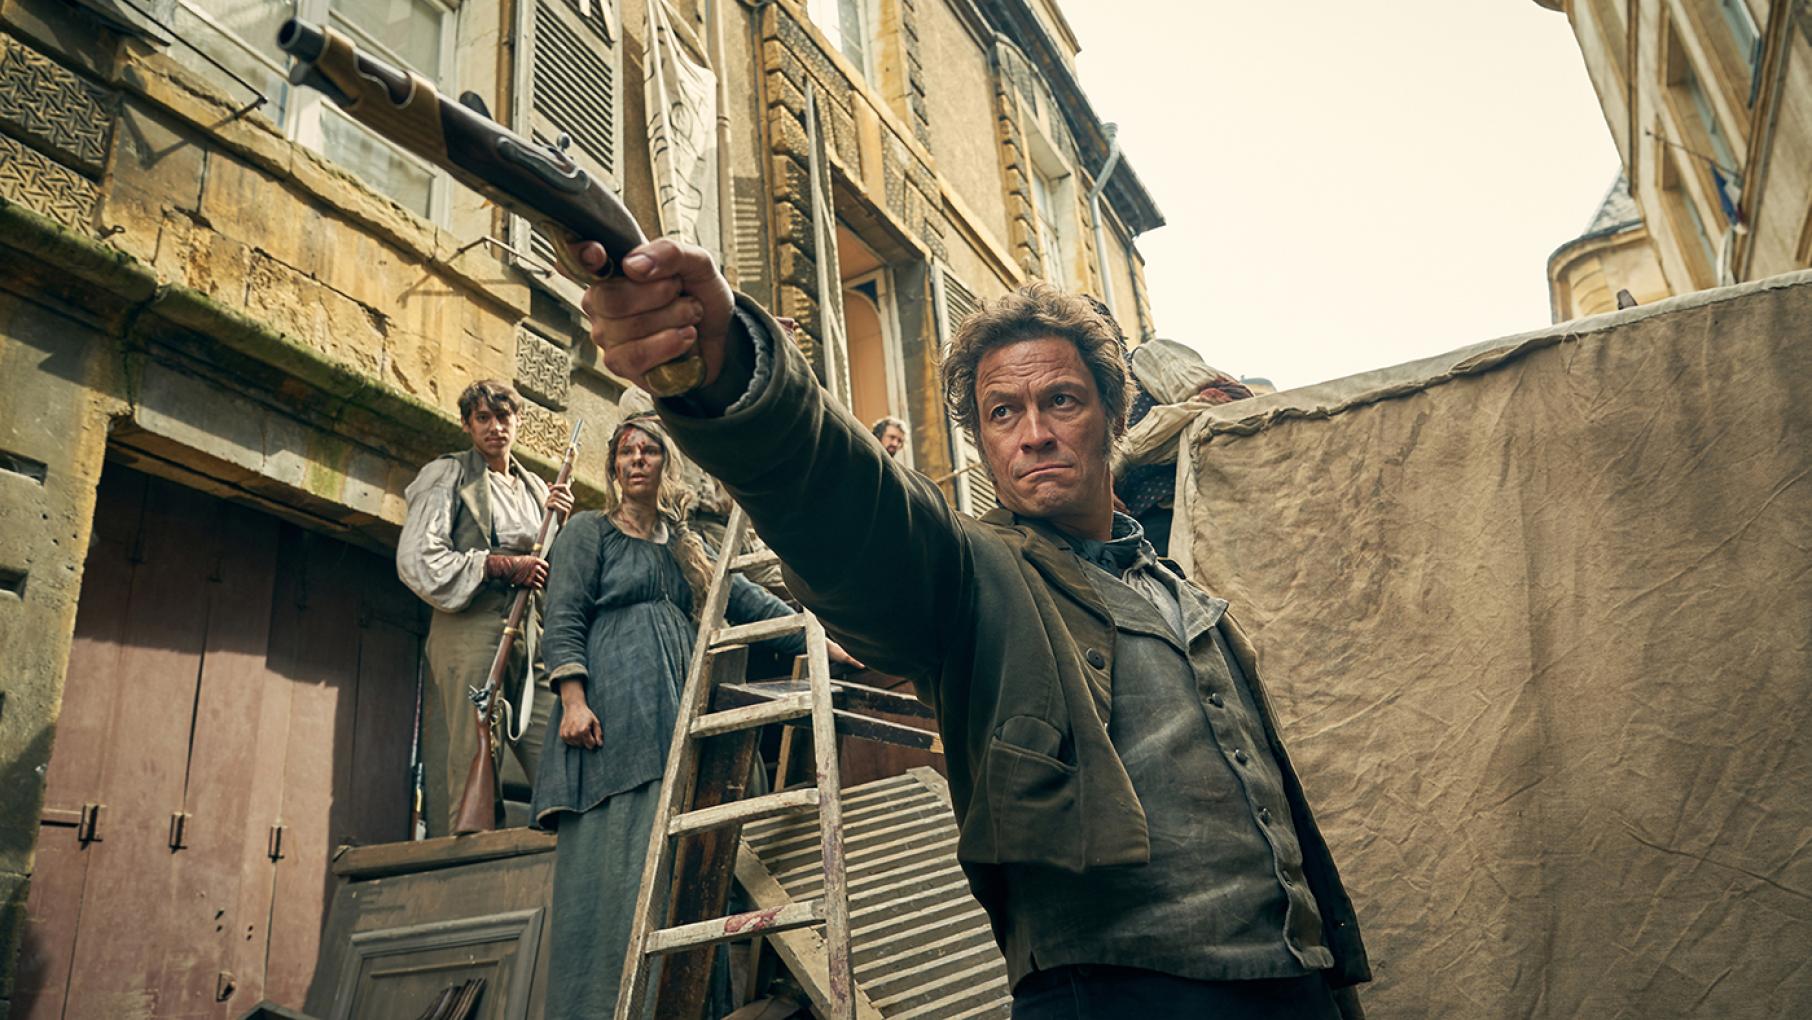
left=741, top=769, right=1011, bottom=1019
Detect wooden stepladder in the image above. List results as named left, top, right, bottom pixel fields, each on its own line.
left=615, top=505, right=854, bottom=1020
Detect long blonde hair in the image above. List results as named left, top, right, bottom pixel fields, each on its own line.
left=603, top=416, right=714, bottom=619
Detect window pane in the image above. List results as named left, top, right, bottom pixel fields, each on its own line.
left=320, top=109, right=434, bottom=216
left=172, top=1, right=294, bottom=117
left=333, top=0, right=443, bottom=77
left=185, top=0, right=293, bottom=61
left=836, top=0, right=867, bottom=73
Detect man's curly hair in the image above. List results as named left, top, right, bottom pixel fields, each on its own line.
left=939, top=282, right=1132, bottom=444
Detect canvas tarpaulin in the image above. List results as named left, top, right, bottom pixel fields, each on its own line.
left=1173, top=271, right=1812, bottom=1018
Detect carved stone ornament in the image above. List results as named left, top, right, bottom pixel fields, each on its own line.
left=514, top=326, right=572, bottom=409
left=0, top=132, right=99, bottom=228
left=0, top=34, right=114, bottom=176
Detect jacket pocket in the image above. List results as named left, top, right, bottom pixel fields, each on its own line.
left=984, top=716, right=1084, bottom=870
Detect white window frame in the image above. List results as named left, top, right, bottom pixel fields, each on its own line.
left=170, top=0, right=457, bottom=223
left=844, top=268, right=914, bottom=469
left=1029, top=150, right=1080, bottom=290
left=806, top=0, right=877, bottom=84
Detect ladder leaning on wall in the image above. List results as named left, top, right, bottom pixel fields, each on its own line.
left=614, top=504, right=855, bottom=1020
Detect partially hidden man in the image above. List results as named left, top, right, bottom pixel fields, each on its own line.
left=398, top=379, right=574, bottom=836
left=573, top=240, right=1370, bottom=1019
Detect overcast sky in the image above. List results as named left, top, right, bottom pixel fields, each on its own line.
left=1062, top=1, right=1622, bottom=391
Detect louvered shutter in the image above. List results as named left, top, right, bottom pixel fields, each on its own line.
left=513, top=0, right=623, bottom=304
left=933, top=267, right=996, bottom=516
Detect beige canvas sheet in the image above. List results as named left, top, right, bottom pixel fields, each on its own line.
left=1175, top=272, right=1812, bottom=1019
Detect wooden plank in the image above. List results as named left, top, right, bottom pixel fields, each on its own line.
left=646, top=901, right=824, bottom=955
left=303, top=835, right=557, bottom=1019
left=715, top=685, right=943, bottom=754
left=710, top=614, right=807, bottom=648
left=331, top=827, right=557, bottom=880
left=14, top=467, right=145, bottom=1020
left=799, top=615, right=854, bottom=1018
left=692, top=692, right=814, bottom=737
left=345, top=606, right=421, bottom=846
left=734, top=848, right=885, bottom=1020
left=62, top=475, right=221, bottom=1017
left=169, top=496, right=283, bottom=1015
left=263, top=525, right=371, bottom=1007
left=669, top=788, right=819, bottom=837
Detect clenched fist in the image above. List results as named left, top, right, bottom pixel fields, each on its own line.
left=572, top=238, right=735, bottom=394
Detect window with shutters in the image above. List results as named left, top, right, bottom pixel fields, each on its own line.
left=512, top=0, right=624, bottom=303
left=933, top=267, right=997, bottom=516
left=166, top=0, right=455, bottom=221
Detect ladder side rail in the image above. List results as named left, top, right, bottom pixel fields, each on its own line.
left=615, top=506, right=755, bottom=1020
left=805, top=615, right=856, bottom=1019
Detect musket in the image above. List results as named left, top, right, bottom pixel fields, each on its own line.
left=408, top=649, right=428, bottom=841
left=275, top=18, right=703, bottom=397
left=451, top=420, right=585, bottom=835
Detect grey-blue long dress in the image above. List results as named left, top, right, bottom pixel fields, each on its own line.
left=532, top=511, right=802, bottom=1019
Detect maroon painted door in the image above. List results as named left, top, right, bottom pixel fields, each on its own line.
left=16, top=464, right=425, bottom=1018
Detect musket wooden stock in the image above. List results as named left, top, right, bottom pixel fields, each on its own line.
left=450, top=423, right=585, bottom=836
left=276, top=18, right=704, bottom=397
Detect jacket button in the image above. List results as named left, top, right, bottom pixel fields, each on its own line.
left=1085, top=648, right=1107, bottom=669
left=1233, top=749, right=1250, bottom=765
left=1258, top=807, right=1273, bottom=824
left=1207, top=692, right=1224, bottom=708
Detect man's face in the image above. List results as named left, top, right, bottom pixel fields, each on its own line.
left=463, top=403, right=516, bottom=461
left=974, top=337, right=1113, bottom=526
left=880, top=424, right=907, bottom=457
left=614, top=426, right=666, bottom=502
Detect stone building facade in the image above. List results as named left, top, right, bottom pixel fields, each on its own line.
left=0, top=0, right=1161, bottom=1014
left=1537, top=0, right=1812, bottom=319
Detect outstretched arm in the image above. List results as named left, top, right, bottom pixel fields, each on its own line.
left=573, top=239, right=969, bottom=681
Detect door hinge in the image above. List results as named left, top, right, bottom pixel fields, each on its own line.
left=41, top=802, right=103, bottom=844
left=267, top=822, right=286, bottom=861
left=168, top=811, right=191, bottom=851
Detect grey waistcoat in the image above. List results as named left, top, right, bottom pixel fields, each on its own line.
left=998, top=556, right=1333, bottom=987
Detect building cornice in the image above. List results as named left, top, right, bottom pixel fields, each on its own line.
left=972, top=0, right=1164, bottom=235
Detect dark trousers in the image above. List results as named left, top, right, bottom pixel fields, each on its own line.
left=1011, top=965, right=1342, bottom=1020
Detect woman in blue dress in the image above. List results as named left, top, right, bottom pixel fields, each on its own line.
left=532, top=412, right=857, bottom=1018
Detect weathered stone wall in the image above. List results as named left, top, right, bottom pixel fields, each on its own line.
left=761, top=1, right=948, bottom=368
left=1556, top=0, right=1812, bottom=293
left=920, top=0, right=1009, bottom=247
left=0, top=1, right=619, bottom=1006
left=0, top=252, right=127, bottom=1020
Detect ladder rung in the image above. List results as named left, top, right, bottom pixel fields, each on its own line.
left=644, top=899, right=824, bottom=955
left=692, top=692, right=814, bottom=738
left=710, top=614, right=809, bottom=648
left=730, top=549, right=779, bottom=573
left=669, top=788, right=820, bottom=837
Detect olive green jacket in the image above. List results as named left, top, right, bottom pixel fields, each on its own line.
left=660, top=299, right=1369, bottom=989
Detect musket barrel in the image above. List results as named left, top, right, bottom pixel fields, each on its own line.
left=274, top=18, right=325, bottom=62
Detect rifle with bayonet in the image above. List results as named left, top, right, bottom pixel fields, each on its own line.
left=451, top=420, right=584, bottom=835
left=275, top=17, right=703, bottom=396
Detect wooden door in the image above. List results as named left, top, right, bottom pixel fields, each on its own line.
left=16, top=464, right=426, bottom=1018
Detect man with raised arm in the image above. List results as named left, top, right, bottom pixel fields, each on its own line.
left=569, top=238, right=1369, bottom=1020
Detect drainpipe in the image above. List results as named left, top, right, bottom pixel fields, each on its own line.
left=707, top=0, right=737, bottom=282
left=1087, top=122, right=1123, bottom=316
